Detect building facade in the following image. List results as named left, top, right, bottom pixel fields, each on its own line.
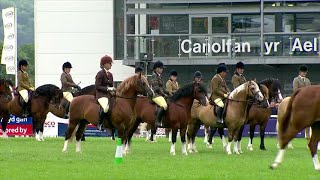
left=117, top=0, right=320, bottom=96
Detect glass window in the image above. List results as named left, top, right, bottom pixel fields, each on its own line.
left=282, top=13, right=320, bottom=32
left=212, top=17, right=228, bottom=33
left=114, top=0, right=124, bottom=59
left=191, top=17, right=208, bottom=34
left=127, top=15, right=135, bottom=34
left=160, top=15, right=189, bottom=34
left=232, top=15, right=261, bottom=33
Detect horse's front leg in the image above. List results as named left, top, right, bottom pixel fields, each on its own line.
left=234, top=126, right=244, bottom=154
left=180, top=127, right=188, bottom=156
left=170, top=129, right=178, bottom=155
left=1, top=113, right=10, bottom=139
left=260, top=123, right=267, bottom=150
left=247, top=124, right=255, bottom=151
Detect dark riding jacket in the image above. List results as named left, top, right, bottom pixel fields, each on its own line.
left=17, top=70, right=34, bottom=92
left=210, top=74, right=230, bottom=101
left=95, top=69, right=114, bottom=100
left=150, top=71, right=169, bottom=97
left=231, top=72, right=246, bottom=89
left=60, top=72, right=77, bottom=92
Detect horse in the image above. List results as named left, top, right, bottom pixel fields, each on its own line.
left=204, top=78, right=282, bottom=151
left=125, top=82, right=208, bottom=155
left=276, top=97, right=294, bottom=149
left=0, top=78, right=15, bottom=138
left=62, top=74, right=154, bottom=154
left=187, top=81, right=264, bottom=155
left=271, top=85, right=320, bottom=171
left=0, top=84, right=63, bottom=140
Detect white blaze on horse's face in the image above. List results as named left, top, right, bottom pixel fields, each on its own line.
left=252, top=81, right=264, bottom=102
left=278, top=89, right=283, bottom=102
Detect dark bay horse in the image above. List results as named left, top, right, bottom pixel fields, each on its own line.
left=188, top=81, right=264, bottom=155
left=0, top=84, right=63, bottom=140
left=48, top=84, right=109, bottom=141
left=203, top=78, right=282, bottom=152
left=271, top=85, right=320, bottom=171
left=62, top=74, right=154, bottom=153
left=0, top=78, right=14, bottom=138
left=126, top=82, right=208, bottom=155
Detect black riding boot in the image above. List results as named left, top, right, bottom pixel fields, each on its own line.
left=215, top=106, right=224, bottom=127
left=21, top=101, right=29, bottom=118
left=155, top=107, right=165, bottom=127
left=63, top=101, right=70, bottom=119
left=97, top=108, right=105, bottom=131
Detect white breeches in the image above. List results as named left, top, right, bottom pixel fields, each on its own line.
left=98, top=97, right=109, bottom=113
left=63, top=92, right=74, bottom=102
left=19, top=90, right=28, bottom=103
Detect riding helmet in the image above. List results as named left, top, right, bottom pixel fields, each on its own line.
left=135, top=66, right=144, bottom=73
left=216, top=64, right=229, bottom=74
left=153, top=61, right=165, bottom=70
left=62, top=62, right=72, bottom=70
left=236, top=62, right=245, bottom=69
left=299, top=65, right=308, bottom=72
left=169, top=70, right=178, bottom=77
left=18, top=59, right=28, bottom=67
left=194, top=71, right=202, bottom=78
left=100, top=55, right=113, bottom=66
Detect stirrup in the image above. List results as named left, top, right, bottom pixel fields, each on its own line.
left=97, top=124, right=104, bottom=131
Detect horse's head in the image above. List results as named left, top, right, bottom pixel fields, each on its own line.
left=260, top=78, right=283, bottom=103
left=0, top=78, right=14, bottom=100
left=193, top=82, right=208, bottom=106
left=258, top=84, right=270, bottom=108
left=134, top=74, right=154, bottom=98
left=246, top=81, right=264, bottom=102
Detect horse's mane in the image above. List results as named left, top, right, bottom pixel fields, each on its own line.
left=259, top=78, right=281, bottom=90
left=0, top=78, right=14, bottom=87
left=117, top=75, right=142, bottom=96
left=171, top=83, right=207, bottom=101
left=229, top=82, right=249, bottom=99
left=35, top=84, right=61, bottom=99
left=79, top=85, right=95, bottom=96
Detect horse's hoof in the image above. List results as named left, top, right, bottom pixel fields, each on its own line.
left=193, top=149, right=198, bottom=153
left=188, top=149, right=193, bottom=154
left=76, top=150, right=82, bottom=153
left=270, top=163, right=279, bottom=170
left=182, top=152, right=188, bottom=156
left=62, top=149, right=67, bottom=153
left=227, top=151, right=232, bottom=155
left=206, top=142, right=213, bottom=149
left=239, top=150, right=243, bottom=154
left=260, top=147, right=266, bottom=151
left=170, top=152, right=176, bottom=155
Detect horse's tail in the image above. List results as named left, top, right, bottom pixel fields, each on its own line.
left=280, top=89, right=301, bottom=133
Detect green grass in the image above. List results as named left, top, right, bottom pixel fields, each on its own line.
left=0, top=137, right=319, bottom=179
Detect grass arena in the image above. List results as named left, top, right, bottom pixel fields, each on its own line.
left=0, top=137, right=319, bottom=179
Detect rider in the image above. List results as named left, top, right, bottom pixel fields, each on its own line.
left=150, top=61, right=170, bottom=127
left=193, top=71, right=203, bottom=84
left=135, top=66, right=144, bottom=76
left=17, top=59, right=35, bottom=117
left=231, top=62, right=246, bottom=89
left=293, top=65, right=311, bottom=91
left=210, top=64, right=230, bottom=126
left=95, top=55, right=116, bottom=131
left=61, top=61, right=80, bottom=102
left=166, top=70, right=179, bottom=96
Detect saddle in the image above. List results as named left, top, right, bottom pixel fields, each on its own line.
left=209, top=99, right=228, bottom=120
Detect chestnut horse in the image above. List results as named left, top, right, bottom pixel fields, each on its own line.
left=203, top=78, right=282, bottom=151
left=187, top=81, right=264, bottom=154
left=0, top=84, right=63, bottom=140
left=271, top=85, right=320, bottom=170
left=62, top=74, right=154, bottom=154
left=126, top=82, right=208, bottom=155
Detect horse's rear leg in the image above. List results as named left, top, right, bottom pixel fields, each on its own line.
left=306, top=127, right=311, bottom=148
left=62, top=119, right=79, bottom=152
left=247, top=124, right=255, bottom=151
left=204, top=126, right=209, bottom=143
left=75, top=120, right=87, bottom=153
left=260, top=123, right=267, bottom=151
left=170, top=129, right=178, bottom=155
left=308, top=122, right=320, bottom=170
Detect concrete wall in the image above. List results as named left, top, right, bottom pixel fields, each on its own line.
left=34, top=0, right=134, bottom=88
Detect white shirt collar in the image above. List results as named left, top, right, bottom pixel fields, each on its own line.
left=104, top=68, right=109, bottom=73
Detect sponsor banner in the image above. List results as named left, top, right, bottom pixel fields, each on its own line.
left=1, top=7, right=17, bottom=74
left=0, top=124, right=33, bottom=136
left=0, top=115, right=33, bottom=125
left=43, top=120, right=58, bottom=137
left=196, top=117, right=304, bottom=138
left=58, top=123, right=115, bottom=137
